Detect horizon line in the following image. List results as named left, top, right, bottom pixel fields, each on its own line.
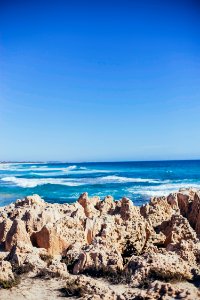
left=1, top=158, right=200, bottom=164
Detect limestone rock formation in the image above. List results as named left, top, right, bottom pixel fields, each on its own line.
left=0, top=189, right=200, bottom=298
left=73, top=237, right=123, bottom=275
left=0, top=261, right=14, bottom=282
left=5, top=219, right=32, bottom=251
left=135, top=280, right=200, bottom=300
left=126, top=252, right=193, bottom=287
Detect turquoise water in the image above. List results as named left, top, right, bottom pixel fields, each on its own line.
left=0, top=161, right=200, bottom=206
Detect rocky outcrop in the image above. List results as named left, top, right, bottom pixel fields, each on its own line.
left=0, top=189, right=200, bottom=298
left=5, top=219, right=32, bottom=251
left=140, top=196, right=175, bottom=227
left=126, top=252, right=193, bottom=287
left=0, top=219, right=12, bottom=244
left=134, top=280, right=200, bottom=300
left=0, top=261, right=14, bottom=282
left=73, top=237, right=123, bottom=275
left=78, top=193, right=100, bottom=218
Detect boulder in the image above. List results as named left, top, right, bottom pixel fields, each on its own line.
left=73, top=238, right=123, bottom=275
left=140, top=196, right=175, bottom=227
left=78, top=193, right=100, bottom=218
left=31, top=224, right=68, bottom=256
left=0, top=261, right=14, bottom=282
left=5, top=219, right=32, bottom=251
left=0, top=219, right=12, bottom=244
left=126, top=252, right=193, bottom=287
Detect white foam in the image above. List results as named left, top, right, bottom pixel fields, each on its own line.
left=1, top=175, right=161, bottom=188
left=0, top=163, right=112, bottom=175
left=72, top=169, right=111, bottom=174
left=1, top=177, right=84, bottom=188
left=0, top=164, right=19, bottom=170
left=98, top=176, right=160, bottom=184
left=0, top=165, right=78, bottom=173
left=63, top=165, right=77, bottom=172
left=127, top=182, right=200, bottom=197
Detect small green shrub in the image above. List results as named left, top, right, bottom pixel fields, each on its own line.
left=60, top=278, right=82, bottom=298
left=13, top=262, right=34, bottom=275
left=0, top=276, right=20, bottom=289
left=149, top=269, right=185, bottom=283
left=35, top=267, right=60, bottom=279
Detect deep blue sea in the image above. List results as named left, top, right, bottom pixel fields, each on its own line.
left=1, top=160, right=200, bottom=206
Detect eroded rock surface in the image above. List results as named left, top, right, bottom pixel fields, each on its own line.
left=0, top=190, right=200, bottom=299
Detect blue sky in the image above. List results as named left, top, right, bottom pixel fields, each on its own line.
left=0, top=1, right=200, bottom=162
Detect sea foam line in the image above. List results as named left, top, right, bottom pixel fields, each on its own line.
left=127, top=182, right=200, bottom=197
left=1, top=177, right=84, bottom=188
left=1, top=175, right=161, bottom=188
left=0, top=165, right=79, bottom=173
left=97, top=175, right=160, bottom=184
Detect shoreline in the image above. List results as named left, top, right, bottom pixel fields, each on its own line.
left=0, top=189, right=200, bottom=299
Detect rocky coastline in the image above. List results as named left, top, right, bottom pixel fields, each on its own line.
left=0, top=189, right=200, bottom=299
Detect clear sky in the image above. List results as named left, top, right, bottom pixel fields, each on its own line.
left=0, top=0, right=200, bottom=162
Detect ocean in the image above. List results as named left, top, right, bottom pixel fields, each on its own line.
left=0, top=160, right=200, bottom=206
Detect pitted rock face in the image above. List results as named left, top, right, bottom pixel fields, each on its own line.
left=73, top=238, right=123, bottom=275
left=188, top=192, right=200, bottom=235
left=5, top=219, right=32, bottom=251
left=126, top=252, right=193, bottom=288
left=15, top=194, right=45, bottom=208
left=78, top=192, right=100, bottom=218
left=136, top=280, right=200, bottom=300
left=140, top=196, right=175, bottom=227
left=0, top=261, right=14, bottom=282
left=0, top=188, right=200, bottom=298
left=119, top=197, right=140, bottom=221
left=0, top=219, right=12, bottom=244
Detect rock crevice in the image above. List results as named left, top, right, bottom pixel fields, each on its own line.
left=0, top=190, right=200, bottom=299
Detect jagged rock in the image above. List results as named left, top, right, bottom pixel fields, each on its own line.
left=126, top=252, right=193, bottom=287
left=167, top=189, right=200, bottom=237
left=85, top=218, right=95, bottom=244
left=47, top=261, right=68, bottom=278
left=31, top=224, right=68, bottom=256
left=119, top=197, right=140, bottom=221
left=65, top=275, right=119, bottom=300
left=144, top=222, right=166, bottom=249
left=96, top=195, right=116, bottom=215
left=135, top=280, right=200, bottom=300
left=7, top=241, right=47, bottom=271
left=163, top=214, right=198, bottom=246
left=15, top=194, right=45, bottom=207
left=119, top=218, right=147, bottom=255
left=160, top=214, right=200, bottom=266
left=0, top=261, right=14, bottom=282
left=140, top=196, right=175, bottom=227
left=0, top=219, right=12, bottom=244
left=78, top=193, right=100, bottom=218
left=188, top=191, right=200, bottom=236
left=5, top=219, right=32, bottom=251
left=32, top=216, right=86, bottom=255
left=0, top=189, right=200, bottom=298
left=73, top=238, right=123, bottom=275
left=70, top=202, right=86, bottom=219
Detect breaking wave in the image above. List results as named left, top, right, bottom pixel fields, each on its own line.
left=1, top=175, right=161, bottom=188
left=127, top=182, right=200, bottom=197
left=96, top=176, right=160, bottom=184
left=1, top=177, right=84, bottom=188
